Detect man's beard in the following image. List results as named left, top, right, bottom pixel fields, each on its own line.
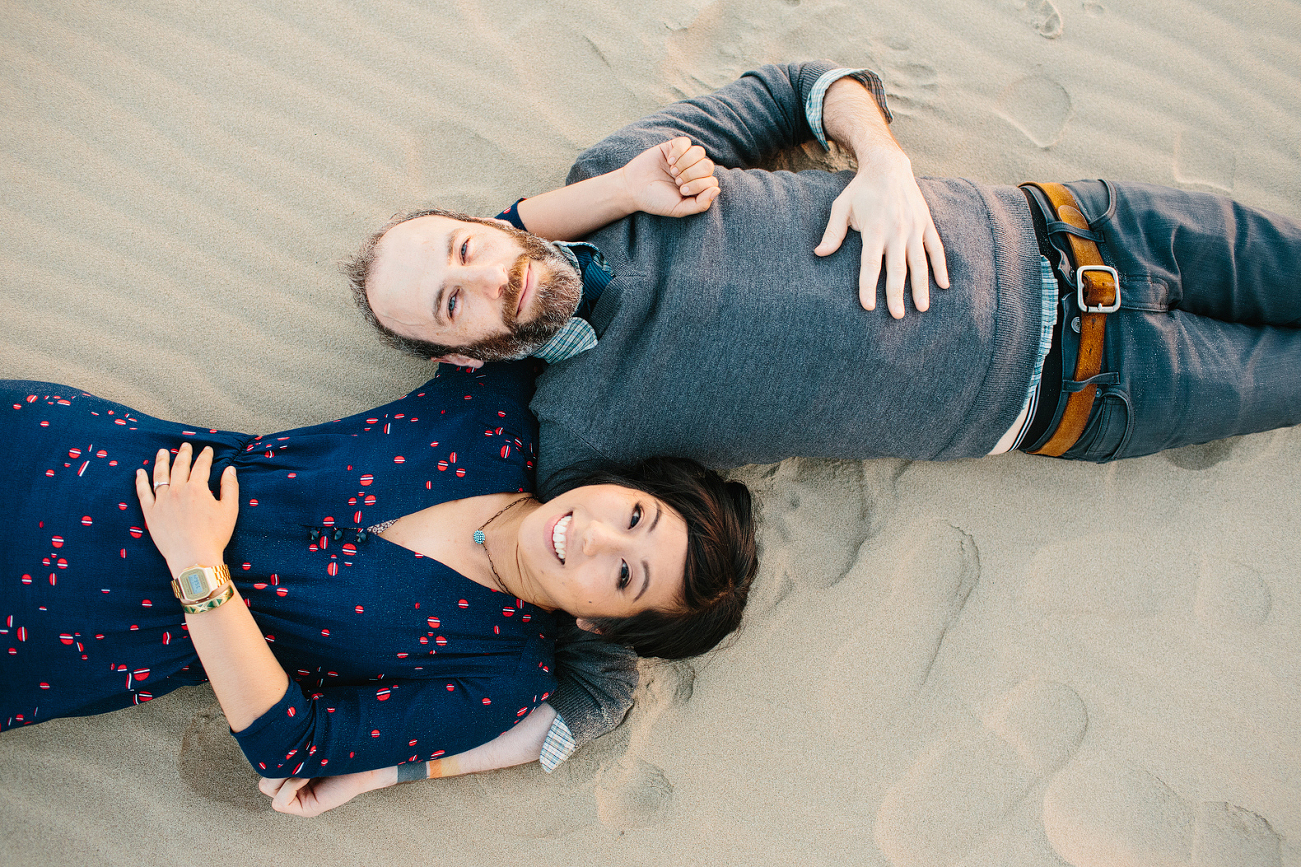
left=461, top=227, right=584, bottom=362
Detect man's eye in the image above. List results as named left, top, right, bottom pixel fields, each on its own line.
left=618, top=561, right=630, bottom=591
left=460, top=239, right=469, bottom=263
left=630, top=504, right=642, bottom=529
left=448, top=290, right=459, bottom=318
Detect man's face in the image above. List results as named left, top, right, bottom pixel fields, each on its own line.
left=366, top=214, right=583, bottom=361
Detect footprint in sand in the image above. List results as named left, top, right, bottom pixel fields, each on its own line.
left=595, top=758, right=674, bottom=828
left=875, top=680, right=1088, bottom=867
left=749, top=458, right=901, bottom=597
left=817, top=521, right=981, bottom=722
left=1082, top=1, right=1105, bottom=16
left=882, top=522, right=981, bottom=687
left=998, top=75, right=1073, bottom=148
left=589, top=657, right=694, bottom=830
left=1174, top=129, right=1237, bottom=193
left=1043, top=755, right=1281, bottom=867
left=1025, top=0, right=1064, bottom=38
left=1195, top=557, right=1271, bottom=631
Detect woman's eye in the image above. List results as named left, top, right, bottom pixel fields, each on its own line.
left=448, top=290, right=459, bottom=318
left=460, top=239, right=469, bottom=262
left=618, top=561, right=630, bottom=591
left=630, top=504, right=642, bottom=529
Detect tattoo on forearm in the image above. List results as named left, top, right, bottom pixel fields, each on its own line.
left=396, top=761, right=428, bottom=784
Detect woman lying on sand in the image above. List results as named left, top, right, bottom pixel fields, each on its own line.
left=0, top=360, right=755, bottom=783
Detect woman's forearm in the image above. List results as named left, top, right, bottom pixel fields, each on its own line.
left=514, top=172, right=635, bottom=241
left=261, top=704, right=559, bottom=816
left=183, top=582, right=290, bottom=732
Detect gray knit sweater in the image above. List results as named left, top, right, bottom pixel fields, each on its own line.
left=532, top=61, right=1044, bottom=491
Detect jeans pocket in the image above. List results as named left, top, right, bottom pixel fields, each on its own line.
left=1065, top=388, right=1133, bottom=462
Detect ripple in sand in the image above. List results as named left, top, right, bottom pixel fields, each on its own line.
left=1195, top=558, right=1271, bottom=631
left=875, top=680, right=1088, bottom=867
left=1021, top=534, right=1162, bottom=618
left=1043, top=755, right=1281, bottom=867
left=1174, top=129, right=1237, bottom=193
left=998, top=75, right=1073, bottom=148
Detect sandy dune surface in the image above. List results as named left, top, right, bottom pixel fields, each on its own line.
left=2, top=1, right=1299, bottom=865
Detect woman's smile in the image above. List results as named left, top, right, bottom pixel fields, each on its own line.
left=550, top=513, right=571, bottom=563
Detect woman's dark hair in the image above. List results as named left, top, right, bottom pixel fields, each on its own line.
left=545, top=457, right=758, bottom=660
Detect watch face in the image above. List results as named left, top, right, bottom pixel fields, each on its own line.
left=181, top=569, right=211, bottom=599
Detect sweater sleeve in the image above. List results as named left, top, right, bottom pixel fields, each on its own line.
left=544, top=617, right=638, bottom=756
left=566, top=60, right=880, bottom=182
left=232, top=662, right=556, bottom=779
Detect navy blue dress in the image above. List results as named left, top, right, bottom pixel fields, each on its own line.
left=0, top=363, right=557, bottom=778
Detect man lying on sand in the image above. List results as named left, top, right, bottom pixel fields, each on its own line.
left=266, top=59, right=1301, bottom=815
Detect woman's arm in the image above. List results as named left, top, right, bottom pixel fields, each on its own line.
left=513, top=137, right=719, bottom=241
left=259, top=703, right=558, bottom=817
left=136, top=443, right=288, bottom=731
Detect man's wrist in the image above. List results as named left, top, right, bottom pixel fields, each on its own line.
left=811, top=68, right=895, bottom=156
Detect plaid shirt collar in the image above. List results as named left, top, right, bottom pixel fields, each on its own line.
left=531, top=241, right=613, bottom=364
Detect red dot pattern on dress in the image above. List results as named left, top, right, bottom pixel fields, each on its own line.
left=1, top=373, right=555, bottom=775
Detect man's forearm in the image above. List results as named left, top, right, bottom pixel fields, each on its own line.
left=514, top=172, right=636, bottom=241
left=820, top=75, right=904, bottom=168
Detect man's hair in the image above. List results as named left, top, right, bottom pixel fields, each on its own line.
left=545, top=457, right=759, bottom=660
left=342, top=207, right=501, bottom=360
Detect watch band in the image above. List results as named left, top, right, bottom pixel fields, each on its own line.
left=180, top=582, right=236, bottom=615
left=172, top=563, right=232, bottom=605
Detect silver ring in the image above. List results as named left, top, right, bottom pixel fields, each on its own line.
left=153, top=482, right=169, bottom=492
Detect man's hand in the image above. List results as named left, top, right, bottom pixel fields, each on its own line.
left=815, top=74, right=949, bottom=318
left=619, top=137, right=720, bottom=218
left=814, top=150, right=949, bottom=318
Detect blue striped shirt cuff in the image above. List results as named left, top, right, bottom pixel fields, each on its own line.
left=539, top=714, right=577, bottom=773
left=806, top=68, right=893, bottom=151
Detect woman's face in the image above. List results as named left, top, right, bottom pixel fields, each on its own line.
left=516, top=484, right=688, bottom=620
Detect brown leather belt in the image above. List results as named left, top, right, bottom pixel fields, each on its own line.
left=1021, top=182, right=1121, bottom=457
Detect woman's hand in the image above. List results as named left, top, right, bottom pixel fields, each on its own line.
left=259, top=769, right=390, bottom=817
left=135, top=443, right=239, bottom=574
left=620, top=136, right=720, bottom=218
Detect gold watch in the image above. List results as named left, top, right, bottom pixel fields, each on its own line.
left=172, top=564, right=234, bottom=614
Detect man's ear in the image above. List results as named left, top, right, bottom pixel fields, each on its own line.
left=431, top=354, right=484, bottom=370
left=575, top=618, right=602, bottom=635
left=487, top=217, right=514, bottom=231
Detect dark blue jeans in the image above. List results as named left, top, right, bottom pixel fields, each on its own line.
left=1035, top=180, right=1301, bottom=461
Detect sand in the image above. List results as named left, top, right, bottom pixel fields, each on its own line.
left=2, top=0, right=1299, bottom=865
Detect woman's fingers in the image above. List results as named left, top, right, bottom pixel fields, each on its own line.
left=135, top=468, right=155, bottom=509
left=218, top=465, right=239, bottom=524
left=272, top=776, right=312, bottom=812
left=190, top=443, right=214, bottom=483
left=170, top=442, right=193, bottom=484
left=152, top=448, right=172, bottom=491
left=258, top=776, right=288, bottom=797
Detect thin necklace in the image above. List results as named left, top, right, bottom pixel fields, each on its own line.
left=473, top=496, right=530, bottom=594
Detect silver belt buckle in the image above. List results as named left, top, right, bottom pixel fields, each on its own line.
left=1075, top=265, right=1121, bottom=313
